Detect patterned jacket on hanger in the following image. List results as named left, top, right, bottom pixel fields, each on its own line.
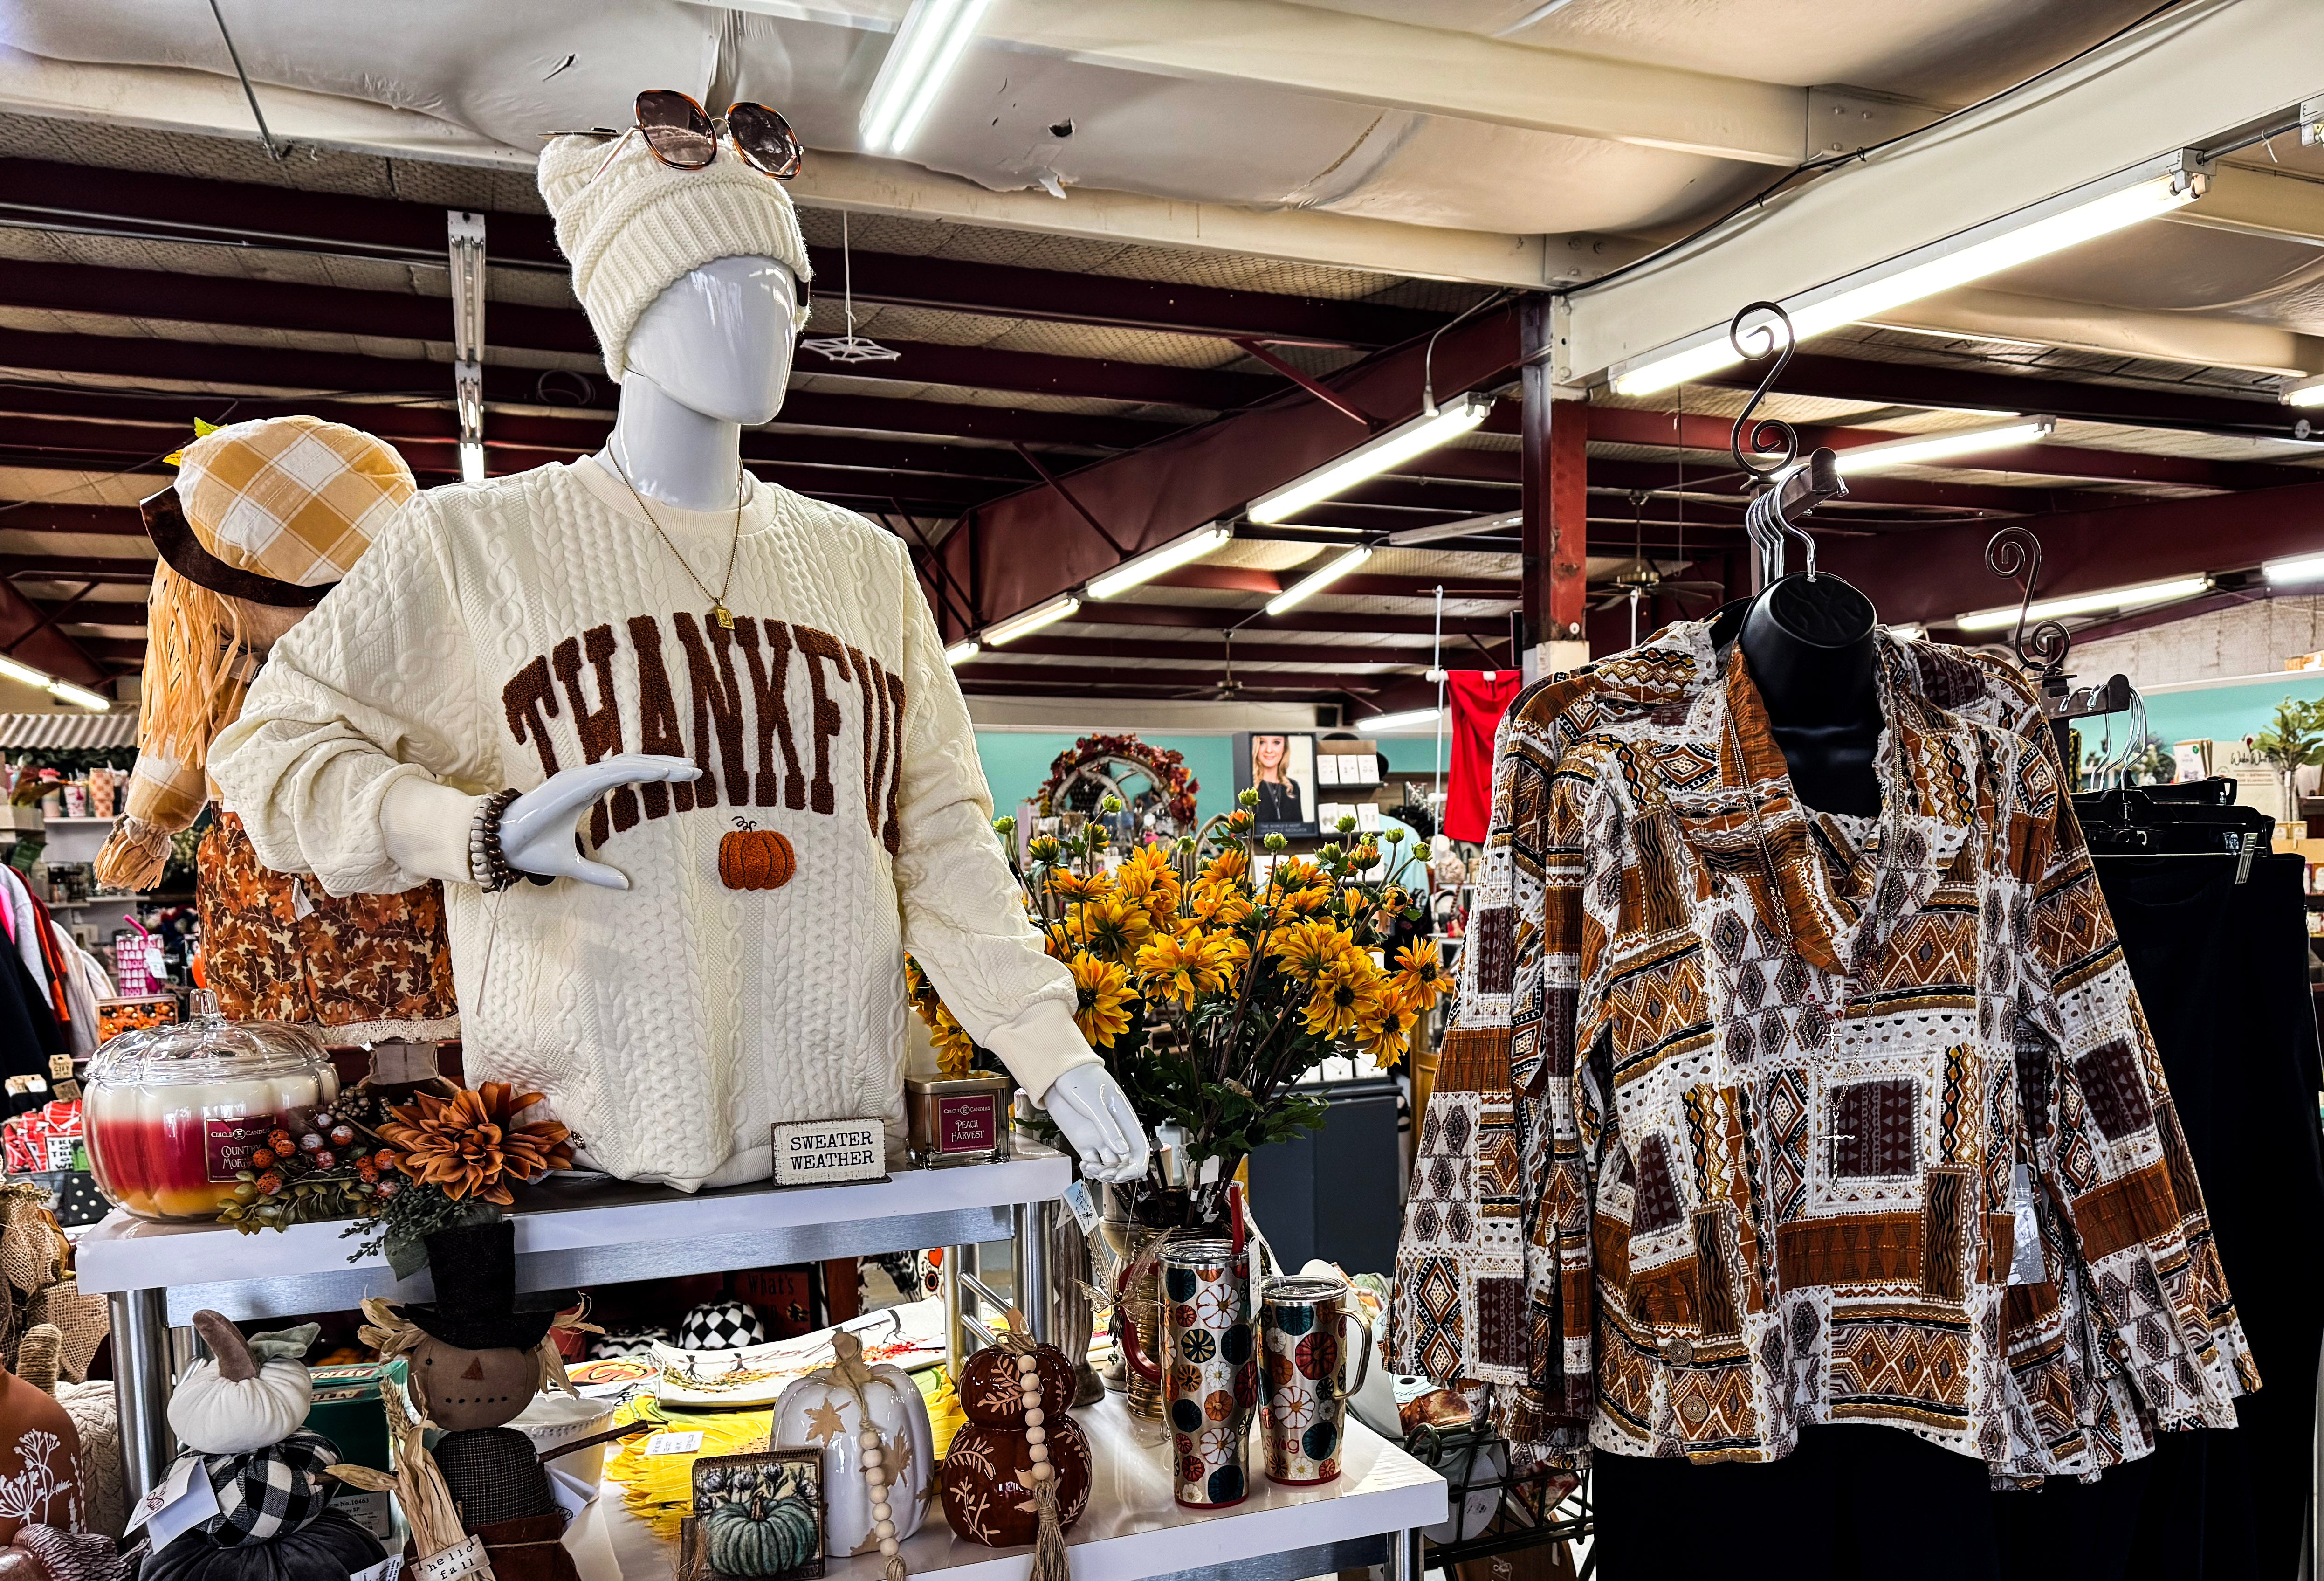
left=1390, top=621, right=2255, bottom=1484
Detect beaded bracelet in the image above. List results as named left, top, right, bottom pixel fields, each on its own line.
left=469, top=787, right=522, bottom=892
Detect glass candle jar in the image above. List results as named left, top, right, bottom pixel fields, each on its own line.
left=83, top=990, right=338, bottom=1222
left=904, top=1075, right=1014, bottom=1167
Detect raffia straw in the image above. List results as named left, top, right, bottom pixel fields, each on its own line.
left=336, top=1299, right=468, bottom=1559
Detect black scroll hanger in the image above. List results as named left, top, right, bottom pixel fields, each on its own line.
left=1984, top=525, right=2132, bottom=757
left=1728, top=301, right=1848, bottom=591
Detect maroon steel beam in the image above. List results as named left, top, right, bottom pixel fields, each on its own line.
left=1076, top=602, right=1509, bottom=639
left=1818, top=478, right=2324, bottom=628
left=0, top=502, right=148, bottom=536
left=0, top=301, right=1269, bottom=412
left=0, top=348, right=1179, bottom=452
left=990, top=633, right=1458, bottom=667
left=1145, top=564, right=1518, bottom=601
left=1010, top=443, right=1129, bottom=556
left=0, top=158, right=1442, bottom=347
left=1, top=581, right=99, bottom=656
left=956, top=662, right=1396, bottom=694
left=943, top=304, right=1526, bottom=634
left=0, top=555, right=154, bottom=581
left=0, top=576, right=104, bottom=685
left=1229, top=339, right=1378, bottom=427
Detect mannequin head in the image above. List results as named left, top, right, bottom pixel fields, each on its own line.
left=624, top=255, right=800, bottom=426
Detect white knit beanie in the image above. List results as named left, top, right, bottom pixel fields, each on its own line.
left=538, top=131, right=814, bottom=382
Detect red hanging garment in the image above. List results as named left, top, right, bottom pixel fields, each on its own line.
left=1444, top=669, right=1522, bottom=842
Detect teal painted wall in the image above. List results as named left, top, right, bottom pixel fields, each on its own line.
left=2136, top=675, right=2324, bottom=754
left=973, top=733, right=1241, bottom=824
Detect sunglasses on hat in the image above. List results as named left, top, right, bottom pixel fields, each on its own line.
left=566, top=90, right=804, bottom=184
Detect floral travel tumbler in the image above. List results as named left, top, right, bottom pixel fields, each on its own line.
left=1121, top=1236, right=1258, bottom=1507
left=1258, top=1276, right=1373, bottom=1484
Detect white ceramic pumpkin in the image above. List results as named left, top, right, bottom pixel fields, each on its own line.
left=166, top=1313, right=316, bottom=1455
left=772, top=1350, right=934, bottom=1558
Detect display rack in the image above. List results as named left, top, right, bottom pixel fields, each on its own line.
left=82, top=1135, right=1447, bottom=1581
left=81, top=1142, right=1073, bottom=1499
left=602, top=1396, right=1443, bottom=1581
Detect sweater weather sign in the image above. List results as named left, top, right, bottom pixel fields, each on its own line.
left=770, top=1118, right=888, bottom=1187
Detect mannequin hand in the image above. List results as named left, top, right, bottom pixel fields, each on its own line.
left=1044, top=1064, right=1150, bottom=1183
left=501, top=755, right=700, bottom=890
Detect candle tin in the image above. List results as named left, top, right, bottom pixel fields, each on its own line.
left=904, top=1074, right=1014, bottom=1167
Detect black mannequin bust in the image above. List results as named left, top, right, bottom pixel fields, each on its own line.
left=1737, top=574, right=1883, bottom=817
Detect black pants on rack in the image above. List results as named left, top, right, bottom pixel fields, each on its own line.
left=1997, top=853, right=2324, bottom=1581
left=1592, top=1427, right=2001, bottom=1581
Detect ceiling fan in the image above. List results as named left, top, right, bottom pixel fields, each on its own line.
left=1588, top=492, right=1726, bottom=646
left=1167, top=630, right=1322, bottom=701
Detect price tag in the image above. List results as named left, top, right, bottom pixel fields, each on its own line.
left=1062, top=1179, right=1100, bottom=1236
left=125, top=1456, right=220, bottom=1550
left=352, top=1557, right=405, bottom=1581
left=412, top=1535, right=493, bottom=1581
left=2008, top=1162, right=2047, bottom=1287
left=643, top=1430, right=704, bottom=1457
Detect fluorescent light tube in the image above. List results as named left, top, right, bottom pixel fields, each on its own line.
left=983, top=593, right=1079, bottom=647
left=2281, top=374, right=2324, bottom=410
left=1086, top=524, right=1231, bottom=601
left=1953, top=575, right=2210, bottom=632
left=1834, top=417, right=2055, bottom=475
left=1265, top=547, right=1374, bottom=617
left=943, top=638, right=981, bottom=665
left=459, top=439, right=487, bottom=484
left=1884, top=622, right=1927, bottom=643
left=2264, top=552, right=2324, bottom=585
left=0, top=656, right=50, bottom=689
left=46, top=679, right=110, bottom=711
left=1363, top=706, right=1442, bottom=732
left=1612, top=156, right=2205, bottom=397
left=859, top=0, right=993, bottom=155
left=1249, top=394, right=1494, bottom=524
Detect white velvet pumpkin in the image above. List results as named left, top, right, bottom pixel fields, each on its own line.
left=772, top=1356, right=934, bottom=1558
left=166, top=1318, right=318, bottom=1456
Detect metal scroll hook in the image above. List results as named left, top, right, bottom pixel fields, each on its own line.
left=1728, top=301, right=1800, bottom=485
left=1984, top=525, right=2068, bottom=678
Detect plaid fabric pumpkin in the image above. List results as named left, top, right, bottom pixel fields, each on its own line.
left=193, top=1429, right=339, bottom=1546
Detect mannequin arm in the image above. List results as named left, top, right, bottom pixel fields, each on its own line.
left=381, top=756, right=701, bottom=889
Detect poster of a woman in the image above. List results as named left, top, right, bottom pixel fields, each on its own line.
left=1236, top=731, right=1318, bottom=835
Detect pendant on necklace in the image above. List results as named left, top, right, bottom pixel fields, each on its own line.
left=712, top=603, right=735, bottom=630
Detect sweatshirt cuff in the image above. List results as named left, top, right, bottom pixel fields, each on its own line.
left=380, top=774, right=484, bottom=887
left=979, top=997, right=1100, bottom=1104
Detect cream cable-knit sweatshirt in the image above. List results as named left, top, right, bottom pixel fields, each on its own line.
left=210, top=457, right=1094, bottom=1189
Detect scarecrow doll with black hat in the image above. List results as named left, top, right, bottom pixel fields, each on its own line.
left=353, top=1221, right=588, bottom=1581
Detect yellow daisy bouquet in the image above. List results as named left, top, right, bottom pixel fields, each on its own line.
left=906, top=790, right=1449, bottom=1207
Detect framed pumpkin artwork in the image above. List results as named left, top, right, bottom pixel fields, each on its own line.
left=685, top=1450, right=825, bottom=1581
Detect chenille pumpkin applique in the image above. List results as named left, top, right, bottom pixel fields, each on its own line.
left=720, top=820, right=796, bottom=891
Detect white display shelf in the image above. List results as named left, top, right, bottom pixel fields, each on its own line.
left=602, top=1395, right=1446, bottom=1581
left=80, top=1140, right=1071, bottom=1325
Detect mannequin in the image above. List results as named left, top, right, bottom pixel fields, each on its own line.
left=1735, top=573, right=1881, bottom=817
left=213, top=125, right=1146, bottom=1187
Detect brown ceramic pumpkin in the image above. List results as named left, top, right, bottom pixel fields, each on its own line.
left=957, top=1342, right=1073, bottom=1427
left=719, top=822, right=796, bottom=891
left=0, top=1369, right=79, bottom=1546
left=939, top=1414, right=1090, bottom=1548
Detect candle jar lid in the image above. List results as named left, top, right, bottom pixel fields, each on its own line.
left=87, top=989, right=330, bottom=1089
left=904, top=1074, right=1014, bottom=1096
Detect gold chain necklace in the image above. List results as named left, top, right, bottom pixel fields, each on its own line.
left=605, top=450, right=746, bottom=629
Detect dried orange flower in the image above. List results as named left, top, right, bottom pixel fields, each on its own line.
left=379, top=1082, right=575, bottom=1205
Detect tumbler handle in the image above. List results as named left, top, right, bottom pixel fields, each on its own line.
left=1114, top=1263, right=1162, bottom=1384
left=1332, top=1307, right=1374, bottom=1404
